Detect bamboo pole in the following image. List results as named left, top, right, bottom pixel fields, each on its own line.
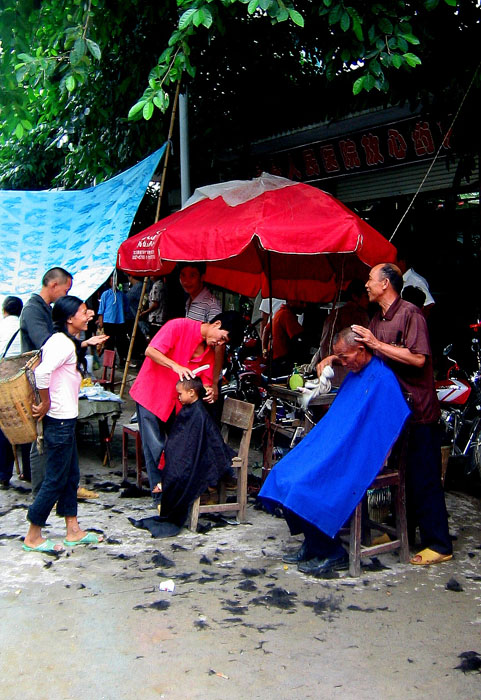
left=103, top=80, right=182, bottom=467
left=119, top=79, right=182, bottom=400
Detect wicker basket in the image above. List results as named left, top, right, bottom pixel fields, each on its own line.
left=0, top=351, right=41, bottom=445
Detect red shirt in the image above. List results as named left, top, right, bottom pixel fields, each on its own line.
left=130, top=318, right=214, bottom=421
left=369, top=296, right=439, bottom=424
left=270, top=305, right=304, bottom=360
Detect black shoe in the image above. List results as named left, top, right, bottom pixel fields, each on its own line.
left=282, top=540, right=311, bottom=564
left=297, top=550, right=349, bottom=576
left=0, top=480, right=10, bottom=490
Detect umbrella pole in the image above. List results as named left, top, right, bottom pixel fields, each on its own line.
left=119, top=78, right=182, bottom=401
left=325, top=263, right=345, bottom=355
left=267, top=251, right=273, bottom=384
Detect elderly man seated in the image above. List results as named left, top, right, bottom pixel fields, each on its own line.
left=258, top=328, right=410, bottom=576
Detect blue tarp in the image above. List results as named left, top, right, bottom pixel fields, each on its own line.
left=0, top=145, right=166, bottom=305
left=259, top=356, right=411, bottom=538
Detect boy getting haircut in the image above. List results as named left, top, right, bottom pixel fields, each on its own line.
left=176, top=376, right=206, bottom=399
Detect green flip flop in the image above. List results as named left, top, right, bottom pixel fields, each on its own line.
left=22, top=539, right=62, bottom=553
left=63, top=532, right=103, bottom=547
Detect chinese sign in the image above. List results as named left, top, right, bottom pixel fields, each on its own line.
left=252, top=115, right=452, bottom=183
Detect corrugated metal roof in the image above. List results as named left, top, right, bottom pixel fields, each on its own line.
left=333, top=156, right=478, bottom=203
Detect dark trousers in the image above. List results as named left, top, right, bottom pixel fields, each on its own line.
left=125, top=320, right=147, bottom=361
left=30, top=439, right=47, bottom=497
left=103, top=322, right=128, bottom=362
left=406, top=422, right=452, bottom=555
left=19, top=443, right=31, bottom=481
left=136, top=403, right=166, bottom=506
left=283, top=508, right=345, bottom=558
left=0, top=432, right=30, bottom=483
left=0, top=428, right=13, bottom=483
left=27, top=416, right=79, bottom=527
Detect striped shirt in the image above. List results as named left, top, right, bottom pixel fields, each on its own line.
left=185, top=286, right=221, bottom=323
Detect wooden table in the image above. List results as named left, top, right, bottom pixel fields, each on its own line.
left=262, top=384, right=337, bottom=480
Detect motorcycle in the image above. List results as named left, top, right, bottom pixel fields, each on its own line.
left=435, top=322, right=481, bottom=481
left=220, top=312, right=267, bottom=410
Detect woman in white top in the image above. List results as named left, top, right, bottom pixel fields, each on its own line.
left=23, top=296, right=108, bottom=553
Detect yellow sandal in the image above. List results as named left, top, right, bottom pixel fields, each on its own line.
left=410, top=548, right=453, bottom=566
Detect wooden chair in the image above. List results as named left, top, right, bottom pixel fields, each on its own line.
left=188, top=398, right=255, bottom=531
left=98, top=349, right=116, bottom=393
left=341, top=424, right=410, bottom=577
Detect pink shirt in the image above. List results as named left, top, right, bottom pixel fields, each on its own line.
left=130, top=318, right=214, bottom=421
left=34, top=333, right=81, bottom=419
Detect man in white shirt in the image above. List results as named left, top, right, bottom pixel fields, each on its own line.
left=259, top=297, right=285, bottom=337
left=0, top=296, right=23, bottom=357
left=398, top=254, right=435, bottom=317
left=0, top=296, right=28, bottom=488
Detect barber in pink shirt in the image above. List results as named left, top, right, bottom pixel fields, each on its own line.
left=130, top=312, right=242, bottom=512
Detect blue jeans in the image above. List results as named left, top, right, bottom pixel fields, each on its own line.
left=136, top=403, right=166, bottom=506
left=27, top=416, right=79, bottom=527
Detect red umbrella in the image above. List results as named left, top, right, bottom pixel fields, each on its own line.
left=118, top=174, right=396, bottom=301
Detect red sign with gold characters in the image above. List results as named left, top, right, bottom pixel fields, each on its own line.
left=253, top=115, right=452, bottom=183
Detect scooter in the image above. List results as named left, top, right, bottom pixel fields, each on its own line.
left=435, top=323, right=481, bottom=480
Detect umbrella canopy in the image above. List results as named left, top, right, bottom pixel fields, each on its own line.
left=117, top=174, right=397, bottom=302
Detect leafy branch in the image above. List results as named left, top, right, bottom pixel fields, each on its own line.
left=127, top=0, right=458, bottom=120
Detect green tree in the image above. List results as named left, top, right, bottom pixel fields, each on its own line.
left=0, top=0, right=478, bottom=190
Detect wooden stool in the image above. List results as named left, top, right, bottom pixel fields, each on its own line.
left=341, top=425, right=410, bottom=577
left=122, top=423, right=143, bottom=488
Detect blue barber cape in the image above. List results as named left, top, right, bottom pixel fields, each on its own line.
left=259, top=356, right=410, bottom=538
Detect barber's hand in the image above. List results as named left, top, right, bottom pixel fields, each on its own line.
left=351, top=325, right=378, bottom=350
left=316, top=355, right=335, bottom=378
left=174, top=364, right=195, bottom=381
left=203, top=386, right=215, bottom=403
left=32, top=399, right=50, bottom=421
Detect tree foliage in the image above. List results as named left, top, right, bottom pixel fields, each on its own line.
left=0, top=0, right=479, bottom=190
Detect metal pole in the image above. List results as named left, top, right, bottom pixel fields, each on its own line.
left=179, top=90, right=191, bottom=206
left=267, top=251, right=273, bottom=383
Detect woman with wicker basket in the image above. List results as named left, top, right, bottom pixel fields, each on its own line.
left=23, top=296, right=108, bottom=553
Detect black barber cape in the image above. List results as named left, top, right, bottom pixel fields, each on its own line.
left=130, top=399, right=234, bottom=537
